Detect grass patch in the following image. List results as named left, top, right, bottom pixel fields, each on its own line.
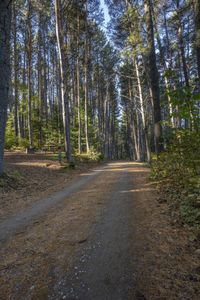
left=0, top=171, right=23, bottom=191
left=45, top=152, right=66, bottom=161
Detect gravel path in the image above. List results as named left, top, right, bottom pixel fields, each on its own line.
left=0, top=162, right=148, bottom=299
left=1, top=162, right=199, bottom=300
left=50, top=163, right=142, bottom=300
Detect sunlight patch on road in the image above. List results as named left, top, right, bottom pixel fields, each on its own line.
left=120, top=187, right=154, bottom=193
left=79, top=172, right=96, bottom=176
left=128, top=168, right=149, bottom=173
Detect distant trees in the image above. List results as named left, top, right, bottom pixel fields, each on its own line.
left=2, top=0, right=200, bottom=170
left=105, top=0, right=200, bottom=160
left=2, top=0, right=119, bottom=166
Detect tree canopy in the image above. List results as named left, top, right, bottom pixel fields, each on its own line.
left=0, top=0, right=200, bottom=172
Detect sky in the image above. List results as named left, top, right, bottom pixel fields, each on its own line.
left=100, top=0, right=110, bottom=26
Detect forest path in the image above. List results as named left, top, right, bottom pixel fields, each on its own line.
left=0, top=165, right=104, bottom=243
left=0, top=162, right=153, bottom=300
left=50, top=161, right=141, bottom=300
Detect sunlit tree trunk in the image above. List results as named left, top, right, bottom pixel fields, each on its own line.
left=84, top=1, right=89, bottom=153
left=128, top=80, right=140, bottom=160
left=55, top=0, right=71, bottom=161
left=135, top=59, right=151, bottom=162
left=76, top=13, right=81, bottom=154
left=38, top=11, right=43, bottom=147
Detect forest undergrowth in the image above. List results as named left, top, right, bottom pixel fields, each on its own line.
left=151, top=130, right=200, bottom=239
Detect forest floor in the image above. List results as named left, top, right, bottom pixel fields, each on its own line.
left=0, top=154, right=200, bottom=299
left=0, top=152, right=101, bottom=221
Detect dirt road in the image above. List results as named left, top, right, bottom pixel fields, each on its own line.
left=0, top=162, right=199, bottom=299
left=50, top=162, right=137, bottom=300
left=0, top=167, right=103, bottom=243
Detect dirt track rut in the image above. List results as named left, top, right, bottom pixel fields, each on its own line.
left=0, top=162, right=150, bottom=300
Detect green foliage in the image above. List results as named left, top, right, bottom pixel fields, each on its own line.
left=180, top=195, right=200, bottom=228
left=166, top=88, right=200, bottom=127
left=164, top=68, right=177, bottom=79
left=18, top=138, right=30, bottom=149
left=68, top=161, right=76, bottom=169
left=48, top=152, right=66, bottom=161
left=76, top=148, right=104, bottom=163
left=87, top=147, right=104, bottom=161
left=151, top=141, right=200, bottom=229
left=5, top=114, right=15, bottom=149
left=151, top=87, right=200, bottom=229
left=0, top=170, right=23, bottom=190
left=151, top=129, right=200, bottom=181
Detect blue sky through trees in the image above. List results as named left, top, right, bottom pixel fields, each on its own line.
left=100, top=0, right=110, bottom=25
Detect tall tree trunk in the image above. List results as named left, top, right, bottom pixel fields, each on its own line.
left=55, top=0, right=71, bottom=161
left=43, top=25, right=48, bottom=127
left=194, top=0, right=200, bottom=81
left=176, top=0, right=190, bottom=88
left=104, top=89, right=109, bottom=159
left=178, top=26, right=190, bottom=88
left=144, top=0, right=163, bottom=154
left=38, top=11, right=43, bottom=147
left=27, top=1, right=33, bottom=148
left=21, top=53, right=26, bottom=139
left=152, top=7, right=174, bottom=126
left=128, top=81, right=140, bottom=160
left=84, top=2, right=89, bottom=153
left=0, top=0, right=12, bottom=174
left=76, top=13, right=81, bottom=154
left=13, top=3, right=19, bottom=143
left=135, top=59, right=151, bottom=162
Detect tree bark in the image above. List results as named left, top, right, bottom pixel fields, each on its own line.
left=194, top=0, right=200, bottom=81
left=84, top=2, right=89, bottom=153
left=55, top=0, right=71, bottom=161
left=176, top=0, right=190, bottom=88
left=135, top=59, right=151, bottom=162
left=76, top=13, right=81, bottom=154
left=0, top=0, right=12, bottom=174
left=26, top=0, right=33, bottom=148
left=152, top=6, right=174, bottom=127
left=144, top=0, right=163, bottom=154
left=128, top=80, right=140, bottom=160
left=38, top=11, right=43, bottom=147
left=13, top=3, right=19, bottom=143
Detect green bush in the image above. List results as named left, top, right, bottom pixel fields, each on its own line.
left=18, top=138, right=30, bottom=150
left=75, top=148, right=104, bottom=163
left=151, top=129, right=200, bottom=184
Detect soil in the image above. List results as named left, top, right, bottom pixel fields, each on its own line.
left=0, top=152, right=100, bottom=221
left=0, top=155, right=200, bottom=299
